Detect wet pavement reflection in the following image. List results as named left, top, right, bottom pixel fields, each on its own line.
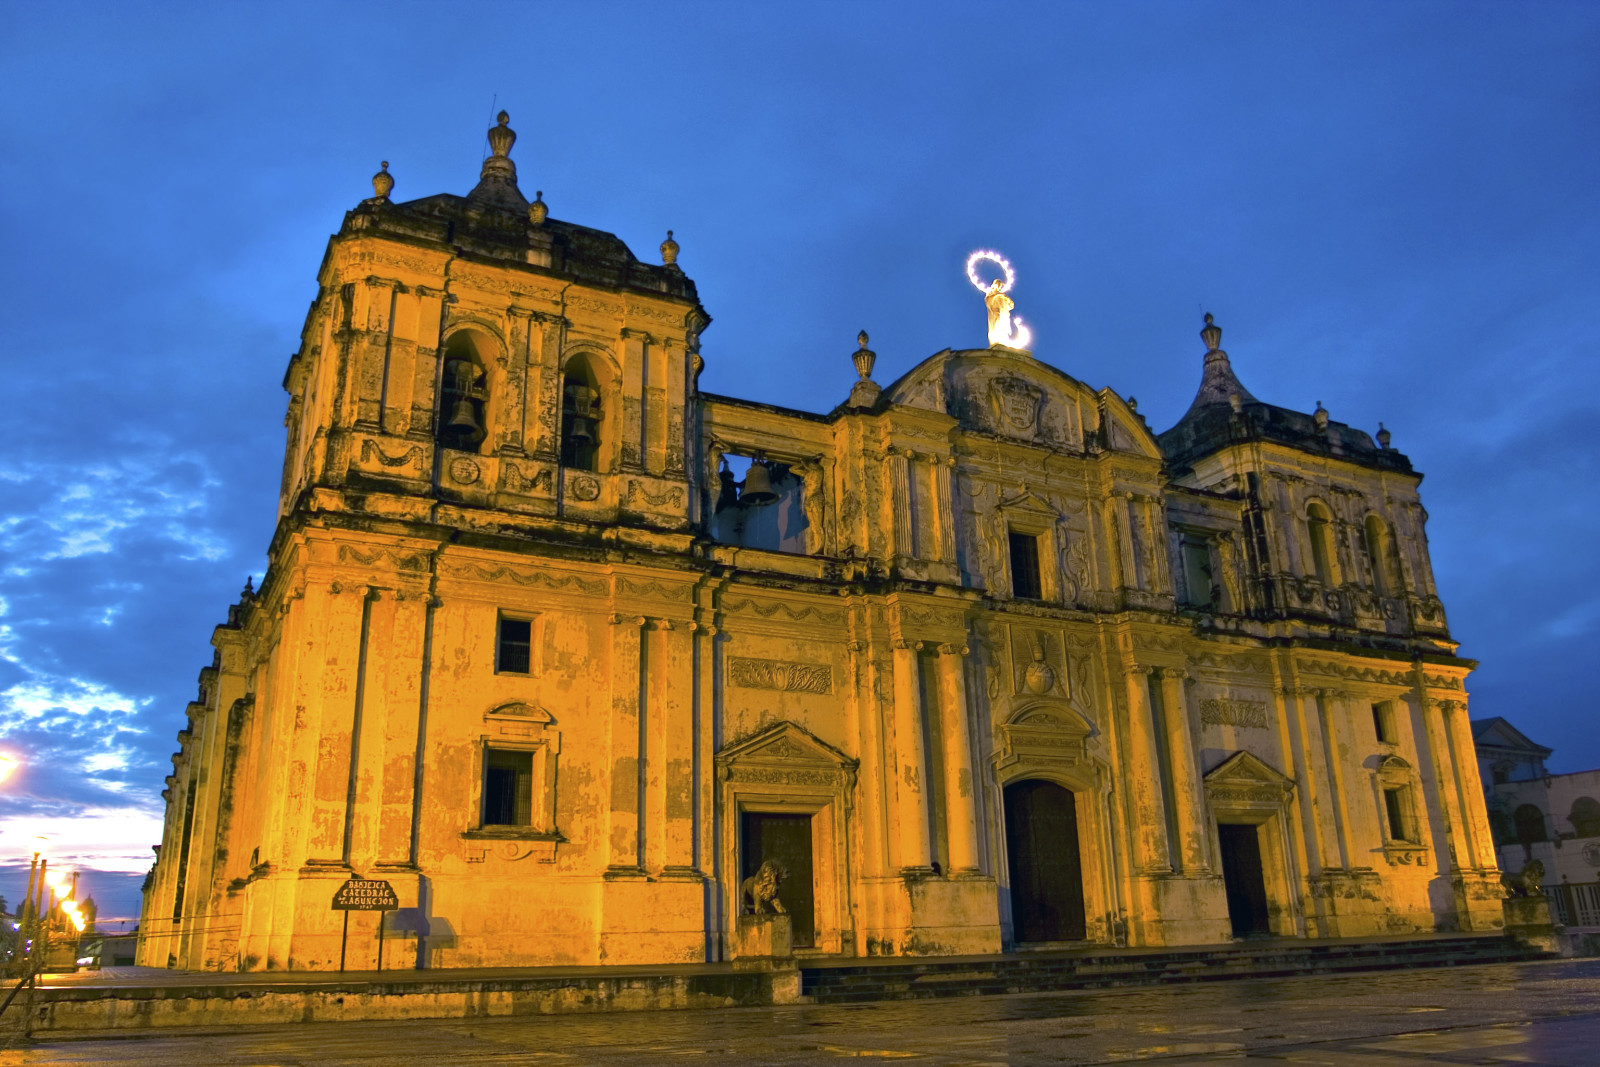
left=5, top=958, right=1600, bottom=1065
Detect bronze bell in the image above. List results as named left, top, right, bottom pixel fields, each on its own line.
left=447, top=398, right=480, bottom=433
left=568, top=414, right=594, bottom=444
left=715, top=461, right=739, bottom=512
left=566, top=383, right=596, bottom=419
left=741, top=460, right=779, bottom=506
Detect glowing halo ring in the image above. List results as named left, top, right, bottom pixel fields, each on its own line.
left=966, top=250, right=1017, bottom=294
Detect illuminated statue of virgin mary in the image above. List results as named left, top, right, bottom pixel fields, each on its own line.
left=968, top=250, right=1032, bottom=350
left=984, top=278, right=1031, bottom=349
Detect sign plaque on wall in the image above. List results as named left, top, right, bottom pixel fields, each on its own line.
left=332, top=879, right=400, bottom=910
left=331, top=878, right=401, bottom=973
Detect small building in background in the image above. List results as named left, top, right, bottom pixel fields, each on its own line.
left=1473, top=717, right=1600, bottom=948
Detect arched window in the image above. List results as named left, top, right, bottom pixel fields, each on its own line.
left=1570, top=797, right=1600, bottom=838
left=1514, top=803, right=1548, bottom=843
left=1363, top=514, right=1393, bottom=595
left=1306, top=501, right=1339, bottom=586
left=436, top=334, right=488, bottom=454
left=560, top=357, right=601, bottom=472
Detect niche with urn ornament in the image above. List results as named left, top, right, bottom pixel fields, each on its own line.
left=989, top=623, right=1102, bottom=786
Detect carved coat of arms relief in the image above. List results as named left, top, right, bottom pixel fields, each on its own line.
left=987, top=376, right=1043, bottom=439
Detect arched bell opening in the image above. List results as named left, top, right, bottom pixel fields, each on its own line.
left=1305, top=500, right=1339, bottom=587
left=1001, top=778, right=1087, bottom=943
left=560, top=355, right=602, bottom=472
left=710, top=452, right=807, bottom=553
left=436, top=332, right=490, bottom=454
left=1363, top=513, right=1402, bottom=596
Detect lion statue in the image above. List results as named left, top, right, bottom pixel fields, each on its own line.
left=1501, top=859, right=1545, bottom=899
left=740, top=860, right=788, bottom=915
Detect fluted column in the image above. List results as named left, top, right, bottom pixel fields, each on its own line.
left=937, top=643, right=979, bottom=873
left=933, top=457, right=958, bottom=563
left=1122, top=665, right=1171, bottom=872
left=1115, top=494, right=1140, bottom=589
left=1159, top=668, right=1208, bottom=872
left=892, top=642, right=933, bottom=871
left=887, top=449, right=914, bottom=560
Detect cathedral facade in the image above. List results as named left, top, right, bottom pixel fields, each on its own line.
left=139, top=114, right=1504, bottom=971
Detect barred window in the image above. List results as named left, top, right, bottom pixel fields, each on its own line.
left=497, top=616, right=531, bottom=675
left=483, top=748, right=534, bottom=827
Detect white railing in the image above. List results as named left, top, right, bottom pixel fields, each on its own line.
left=1545, top=882, right=1600, bottom=927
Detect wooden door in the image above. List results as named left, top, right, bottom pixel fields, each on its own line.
left=1003, top=779, right=1087, bottom=942
left=1218, top=822, right=1272, bottom=937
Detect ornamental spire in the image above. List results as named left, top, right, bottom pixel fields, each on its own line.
left=1178, top=311, right=1257, bottom=421
left=469, top=110, right=527, bottom=210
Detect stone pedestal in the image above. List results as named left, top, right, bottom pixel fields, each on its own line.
left=732, top=914, right=794, bottom=971
left=1503, top=895, right=1570, bottom=956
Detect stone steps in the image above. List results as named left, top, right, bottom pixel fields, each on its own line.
left=799, top=935, right=1549, bottom=1004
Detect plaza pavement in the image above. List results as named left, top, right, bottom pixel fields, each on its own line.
left=2, top=957, right=1597, bottom=1064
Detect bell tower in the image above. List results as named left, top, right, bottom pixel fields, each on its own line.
left=279, top=110, right=711, bottom=532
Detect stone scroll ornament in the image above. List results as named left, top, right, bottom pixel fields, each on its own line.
left=967, top=250, right=1032, bottom=350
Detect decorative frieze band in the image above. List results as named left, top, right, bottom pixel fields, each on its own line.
left=728, top=657, right=833, bottom=695
left=1200, top=697, right=1271, bottom=729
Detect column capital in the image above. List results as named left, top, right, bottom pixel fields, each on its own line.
left=937, top=643, right=970, bottom=657
left=1126, top=664, right=1155, bottom=677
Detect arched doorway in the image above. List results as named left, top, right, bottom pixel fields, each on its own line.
left=1003, top=779, right=1086, bottom=942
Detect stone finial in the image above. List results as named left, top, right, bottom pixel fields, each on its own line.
left=847, top=330, right=881, bottom=408
left=661, top=229, right=679, bottom=265
left=487, top=110, right=516, bottom=158
left=528, top=190, right=547, bottom=225
left=1228, top=392, right=1243, bottom=414
left=477, top=111, right=519, bottom=189
left=1314, top=401, right=1329, bottom=430
left=853, top=331, right=876, bottom=380
left=371, top=161, right=393, bottom=201
left=242, top=576, right=255, bottom=597
left=1377, top=422, right=1391, bottom=449
left=1201, top=311, right=1222, bottom=353
left=1127, top=395, right=1139, bottom=413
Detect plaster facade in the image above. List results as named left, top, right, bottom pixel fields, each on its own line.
left=139, top=114, right=1503, bottom=972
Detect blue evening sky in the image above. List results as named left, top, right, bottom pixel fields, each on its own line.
left=2, top=2, right=1597, bottom=920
